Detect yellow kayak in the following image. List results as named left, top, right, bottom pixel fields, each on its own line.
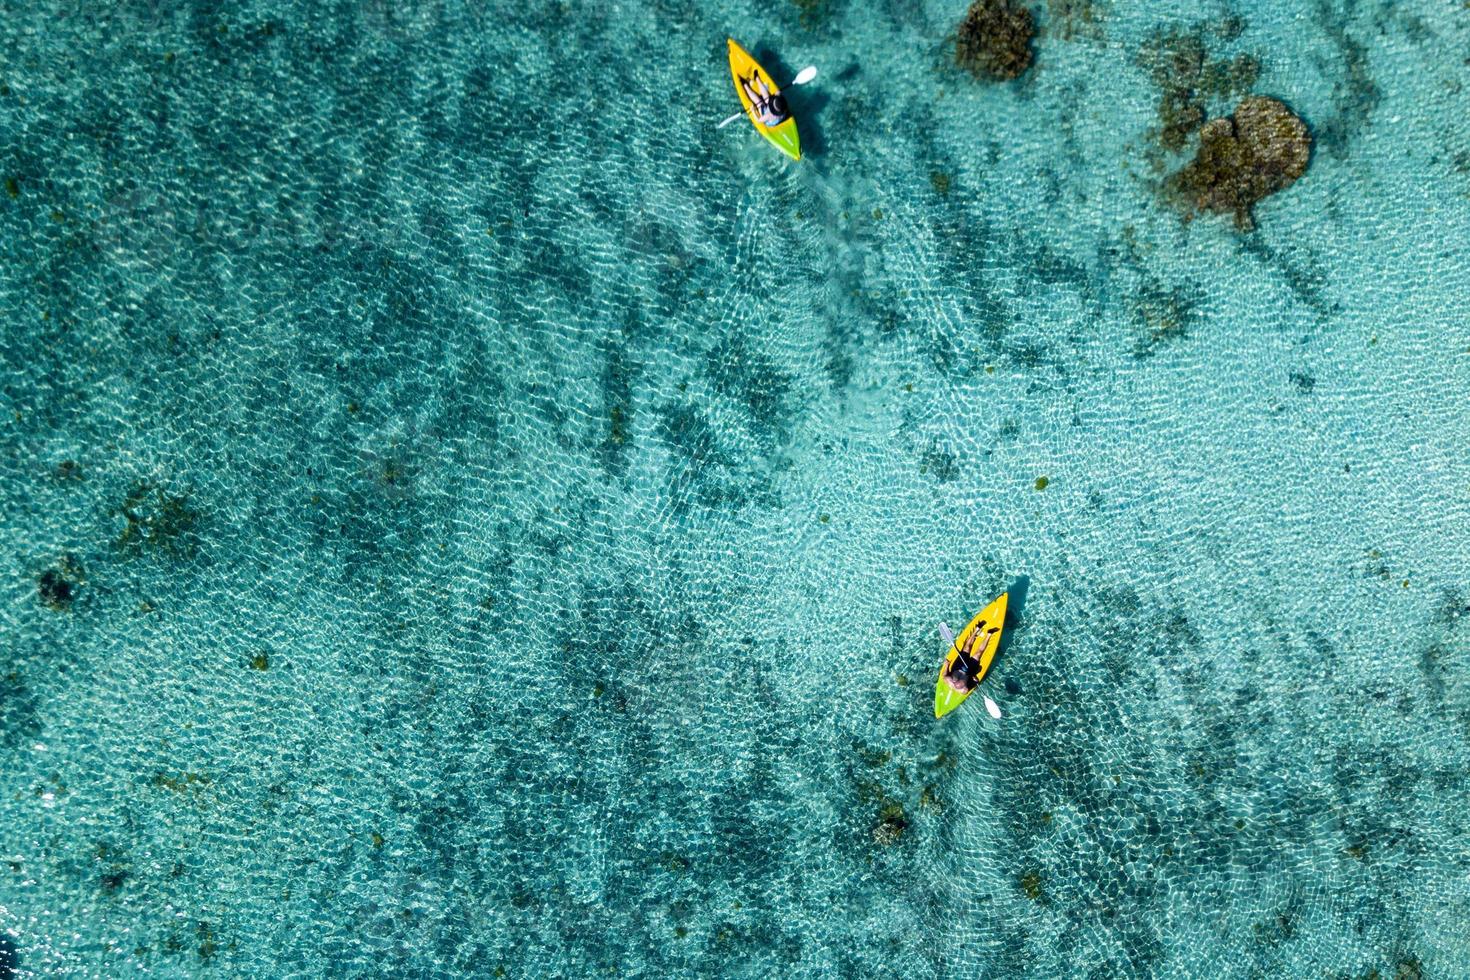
left=727, top=39, right=801, bottom=161
left=934, top=593, right=1008, bottom=718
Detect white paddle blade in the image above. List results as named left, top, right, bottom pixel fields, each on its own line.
left=984, top=695, right=1002, bottom=719
left=717, top=111, right=745, bottom=129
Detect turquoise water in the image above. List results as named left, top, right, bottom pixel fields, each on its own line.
left=2, top=0, right=1468, bottom=975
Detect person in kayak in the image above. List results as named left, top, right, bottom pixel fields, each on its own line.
left=739, top=72, right=791, bottom=127
left=940, top=620, right=1000, bottom=693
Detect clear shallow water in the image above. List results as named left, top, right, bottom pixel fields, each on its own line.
left=2, top=0, right=1468, bottom=976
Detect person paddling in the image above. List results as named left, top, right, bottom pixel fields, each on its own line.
left=939, top=620, right=1000, bottom=693
left=738, top=72, right=791, bottom=127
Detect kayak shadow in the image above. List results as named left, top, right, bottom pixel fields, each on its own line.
left=995, top=575, right=1031, bottom=689
left=755, top=44, right=830, bottom=159
left=794, top=92, right=829, bottom=158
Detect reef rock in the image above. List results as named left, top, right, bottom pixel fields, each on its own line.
left=956, top=0, right=1036, bottom=81
left=37, top=555, right=83, bottom=611
left=872, top=800, right=908, bottom=846
left=1137, top=27, right=1260, bottom=153
left=1169, top=95, right=1311, bottom=230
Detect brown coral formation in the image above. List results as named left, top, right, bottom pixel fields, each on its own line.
left=1137, top=28, right=1259, bottom=153
left=1168, top=96, right=1311, bottom=230
left=956, top=0, right=1036, bottom=81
